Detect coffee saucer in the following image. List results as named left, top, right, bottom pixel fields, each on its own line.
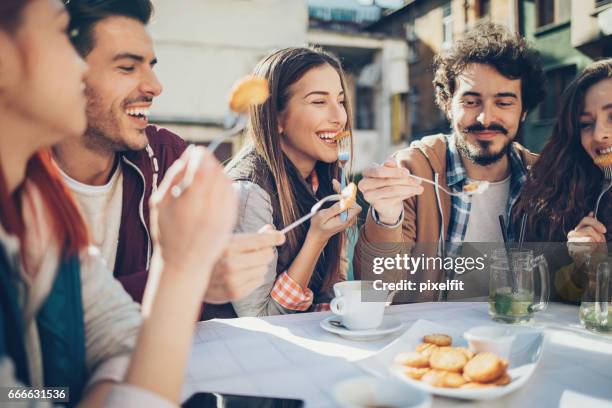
left=320, top=315, right=404, bottom=341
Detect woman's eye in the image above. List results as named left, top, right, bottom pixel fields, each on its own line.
left=579, top=122, right=593, bottom=130
left=312, top=100, right=326, bottom=105
left=463, top=100, right=478, bottom=106
left=119, top=66, right=135, bottom=73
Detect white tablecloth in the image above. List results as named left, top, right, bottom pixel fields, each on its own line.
left=182, top=302, right=612, bottom=407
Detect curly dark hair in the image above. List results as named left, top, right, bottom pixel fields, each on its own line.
left=513, top=59, right=612, bottom=242
left=433, top=22, right=545, bottom=114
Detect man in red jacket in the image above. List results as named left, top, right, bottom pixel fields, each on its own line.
left=52, top=0, right=283, bottom=317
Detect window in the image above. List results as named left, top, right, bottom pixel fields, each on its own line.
left=391, top=93, right=409, bottom=143
left=442, top=4, right=453, bottom=49
left=539, top=65, right=576, bottom=120
left=478, top=0, right=491, bottom=17
left=536, top=0, right=571, bottom=28
left=405, top=24, right=419, bottom=63
left=356, top=87, right=375, bottom=130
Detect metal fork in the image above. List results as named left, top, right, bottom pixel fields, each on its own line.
left=385, top=160, right=487, bottom=200
left=594, top=166, right=612, bottom=219
left=280, top=194, right=342, bottom=234
left=406, top=174, right=487, bottom=200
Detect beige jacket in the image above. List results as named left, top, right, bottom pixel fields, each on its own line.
left=353, top=134, right=538, bottom=298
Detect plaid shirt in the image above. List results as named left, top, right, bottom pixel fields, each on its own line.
left=270, top=170, right=332, bottom=312
left=445, top=134, right=528, bottom=251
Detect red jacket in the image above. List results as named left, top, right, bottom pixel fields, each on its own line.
left=113, top=125, right=187, bottom=303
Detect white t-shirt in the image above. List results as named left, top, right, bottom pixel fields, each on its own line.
left=59, top=164, right=123, bottom=272
left=463, top=176, right=511, bottom=243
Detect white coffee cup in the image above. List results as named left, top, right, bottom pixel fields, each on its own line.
left=330, top=281, right=390, bottom=330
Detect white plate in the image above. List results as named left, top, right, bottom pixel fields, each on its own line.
left=333, top=376, right=431, bottom=408
left=356, top=319, right=544, bottom=401
left=320, top=315, right=404, bottom=341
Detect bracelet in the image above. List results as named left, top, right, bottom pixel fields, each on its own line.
left=371, top=206, right=404, bottom=228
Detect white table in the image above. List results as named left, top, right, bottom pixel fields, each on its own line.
left=182, top=302, right=612, bottom=407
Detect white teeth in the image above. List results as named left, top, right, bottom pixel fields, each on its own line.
left=317, top=132, right=337, bottom=140
left=125, top=107, right=150, bottom=118
left=599, top=147, right=612, bottom=155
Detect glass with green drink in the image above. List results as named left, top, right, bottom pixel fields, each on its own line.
left=580, top=259, right=611, bottom=333
left=489, top=248, right=549, bottom=323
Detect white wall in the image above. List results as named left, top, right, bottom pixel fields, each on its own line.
left=149, top=0, right=308, bottom=134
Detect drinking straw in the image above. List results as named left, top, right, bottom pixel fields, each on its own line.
left=498, top=214, right=518, bottom=294
left=518, top=213, right=527, bottom=250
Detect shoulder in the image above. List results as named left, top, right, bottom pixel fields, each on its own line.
left=512, top=142, right=539, bottom=168
left=145, top=125, right=188, bottom=161
left=233, top=181, right=274, bottom=231
left=234, top=180, right=272, bottom=210
left=395, top=134, right=447, bottom=174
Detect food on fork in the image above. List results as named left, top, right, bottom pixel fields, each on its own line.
left=463, top=180, right=490, bottom=195
left=423, top=333, right=452, bottom=346
left=228, top=75, right=270, bottom=113
left=394, top=333, right=512, bottom=389
left=340, top=182, right=357, bottom=211
left=332, top=130, right=351, bottom=141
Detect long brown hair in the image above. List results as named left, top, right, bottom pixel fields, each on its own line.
left=229, top=46, right=354, bottom=291
left=0, top=0, right=88, bottom=255
left=514, top=59, right=612, bottom=241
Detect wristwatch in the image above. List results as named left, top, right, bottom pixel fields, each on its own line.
left=371, top=206, right=404, bottom=228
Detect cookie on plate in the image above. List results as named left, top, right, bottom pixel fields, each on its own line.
left=394, top=351, right=429, bottom=368
left=416, top=343, right=438, bottom=357
left=429, top=347, right=468, bottom=373
left=463, top=352, right=506, bottom=383
left=423, top=333, right=452, bottom=347
left=402, top=367, right=430, bottom=380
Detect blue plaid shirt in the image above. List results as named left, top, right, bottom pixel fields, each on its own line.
left=445, top=134, right=528, bottom=249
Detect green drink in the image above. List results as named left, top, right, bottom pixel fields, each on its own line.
left=579, top=302, right=612, bottom=333
left=489, top=287, right=534, bottom=323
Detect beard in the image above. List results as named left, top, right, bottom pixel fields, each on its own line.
left=455, top=122, right=514, bottom=166
left=83, top=87, right=147, bottom=153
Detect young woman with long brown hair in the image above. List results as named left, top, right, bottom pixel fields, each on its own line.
left=0, top=0, right=236, bottom=405
left=513, top=59, right=611, bottom=302
left=226, top=47, right=361, bottom=316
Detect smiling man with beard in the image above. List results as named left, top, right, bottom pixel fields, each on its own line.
left=52, top=0, right=284, bottom=317
left=354, top=23, right=546, bottom=298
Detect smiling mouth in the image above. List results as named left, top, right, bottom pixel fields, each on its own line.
left=597, top=146, right=612, bottom=155
left=316, top=131, right=339, bottom=145
left=125, top=107, right=150, bottom=125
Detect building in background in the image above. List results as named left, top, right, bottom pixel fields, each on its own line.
left=519, top=0, right=610, bottom=152
left=148, top=0, right=609, bottom=164
left=149, top=0, right=409, bottom=169
left=149, top=0, right=309, bottom=159
left=308, top=0, right=410, bottom=171
left=367, top=0, right=610, bottom=151
left=367, top=0, right=521, bottom=141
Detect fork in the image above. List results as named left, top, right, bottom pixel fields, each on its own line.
left=405, top=173, right=488, bottom=201
left=280, top=194, right=342, bottom=234
left=594, top=166, right=612, bottom=219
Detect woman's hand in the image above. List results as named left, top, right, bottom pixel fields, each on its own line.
left=308, top=179, right=361, bottom=243
left=150, top=146, right=238, bottom=279
left=567, top=212, right=607, bottom=263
